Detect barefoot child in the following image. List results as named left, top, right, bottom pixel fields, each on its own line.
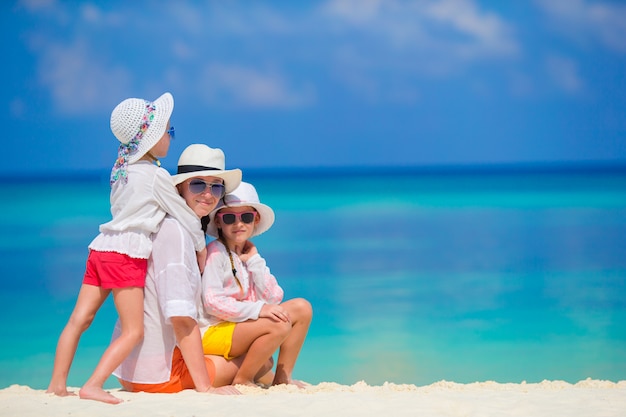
left=47, top=93, right=207, bottom=404
left=200, top=182, right=312, bottom=387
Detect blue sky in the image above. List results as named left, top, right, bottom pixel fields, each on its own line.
left=2, top=0, right=626, bottom=176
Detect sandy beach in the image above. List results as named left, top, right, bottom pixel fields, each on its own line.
left=1, top=379, right=624, bottom=417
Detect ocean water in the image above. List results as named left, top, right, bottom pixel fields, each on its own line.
left=0, top=168, right=625, bottom=389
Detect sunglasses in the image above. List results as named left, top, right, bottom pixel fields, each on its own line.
left=188, top=179, right=226, bottom=198
left=166, top=126, right=175, bottom=139
left=216, top=211, right=257, bottom=225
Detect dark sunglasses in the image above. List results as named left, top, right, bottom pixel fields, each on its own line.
left=188, top=179, right=225, bottom=198
left=166, top=126, right=175, bottom=139
left=216, top=211, right=257, bottom=225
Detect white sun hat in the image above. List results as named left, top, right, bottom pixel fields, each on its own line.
left=111, top=92, right=173, bottom=164
left=109, top=92, right=174, bottom=184
left=206, top=182, right=275, bottom=238
left=172, top=144, right=242, bottom=194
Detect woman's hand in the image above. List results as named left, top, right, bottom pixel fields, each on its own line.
left=259, top=303, right=290, bottom=323
left=206, top=385, right=241, bottom=395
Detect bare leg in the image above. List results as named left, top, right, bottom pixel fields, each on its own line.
left=205, top=354, right=242, bottom=387
left=230, top=318, right=291, bottom=386
left=79, top=287, right=144, bottom=404
left=255, top=358, right=275, bottom=388
left=47, top=284, right=110, bottom=396
left=272, top=298, right=312, bottom=387
left=205, top=355, right=274, bottom=389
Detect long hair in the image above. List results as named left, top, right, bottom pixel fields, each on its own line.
left=201, top=215, right=211, bottom=233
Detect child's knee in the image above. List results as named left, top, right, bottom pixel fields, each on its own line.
left=290, top=298, right=313, bottom=320
left=68, top=312, right=95, bottom=332
left=120, top=325, right=144, bottom=345
left=272, top=320, right=292, bottom=338
left=129, top=327, right=144, bottom=344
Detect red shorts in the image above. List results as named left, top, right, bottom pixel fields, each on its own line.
left=82, top=250, right=147, bottom=289
left=118, top=347, right=217, bottom=393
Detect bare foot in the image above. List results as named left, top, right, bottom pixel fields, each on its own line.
left=255, top=370, right=274, bottom=387
left=272, top=378, right=310, bottom=389
left=46, top=385, right=76, bottom=397
left=233, top=377, right=259, bottom=388
left=291, top=379, right=310, bottom=389
left=78, top=386, right=123, bottom=404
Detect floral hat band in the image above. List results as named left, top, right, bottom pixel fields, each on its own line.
left=110, top=100, right=156, bottom=185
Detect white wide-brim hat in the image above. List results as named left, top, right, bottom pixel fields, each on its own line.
left=172, top=144, right=242, bottom=193
left=206, top=182, right=275, bottom=238
left=110, top=92, right=174, bottom=164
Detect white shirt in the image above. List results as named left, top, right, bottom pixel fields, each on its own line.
left=112, top=215, right=202, bottom=383
left=89, top=161, right=205, bottom=259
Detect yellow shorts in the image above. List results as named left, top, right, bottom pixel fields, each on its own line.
left=202, top=322, right=236, bottom=360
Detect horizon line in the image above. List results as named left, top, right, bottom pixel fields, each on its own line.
left=3, top=160, right=626, bottom=183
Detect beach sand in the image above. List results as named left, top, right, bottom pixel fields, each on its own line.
left=1, top=379, right=625, bottom=417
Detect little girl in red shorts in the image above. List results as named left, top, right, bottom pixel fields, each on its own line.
left=46, top=92, right=207, bottom=404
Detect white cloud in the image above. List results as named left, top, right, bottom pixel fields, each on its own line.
left=17, top=0, right=70, bottom=25
left=321, top=0, right=519, bottom=59
left=536, top=0, right=626, bottom=53
left=35, top=38, right=132, bottom=115
left=424, top=0, right=519, bottom=57
left=20, top=1, right=318, bottom=112
left=80, top=3, right=101, bottom=23
left=17, top=0, right=57, bottom=13
left=198, top=63, right=315, bottom=108
left=321, top=0, right=385, bottom=24
left=318, top=0, right=519, bottom=102
left=24, top=0, right=613, bottom=115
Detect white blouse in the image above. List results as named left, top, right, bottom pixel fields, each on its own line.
left=112, top=215, right=203, bottom=383
left=89, top=161, right=205, bottom=259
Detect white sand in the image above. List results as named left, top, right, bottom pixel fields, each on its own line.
left=2, top=379, right=625, bottom=417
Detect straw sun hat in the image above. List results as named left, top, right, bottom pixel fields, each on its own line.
left=110, top=92, right=174, bottom=165
left=206, top=182, right=275, bottom=238
left=172, top=144, right=242, bottom=194
left=109, top=92, right=174, bottom=185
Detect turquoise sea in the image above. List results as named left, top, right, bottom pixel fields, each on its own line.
left=1, top=167, right=625, bottom=389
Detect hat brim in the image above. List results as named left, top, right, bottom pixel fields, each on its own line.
left=205, top=201, right=275, bottom=238
left=172, top=169, right=242, bottom=194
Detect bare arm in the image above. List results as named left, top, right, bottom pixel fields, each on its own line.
left=170, top=316, right=239, bottom=394
left=171, top=316, right=212, bottom=391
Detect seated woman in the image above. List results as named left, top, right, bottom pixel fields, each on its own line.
left=200, top=181, right=313, bottom=387
left=111, top=144, right=270, bottom=393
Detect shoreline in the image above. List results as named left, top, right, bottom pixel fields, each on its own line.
left=2, top=379, right=625, bottom=417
